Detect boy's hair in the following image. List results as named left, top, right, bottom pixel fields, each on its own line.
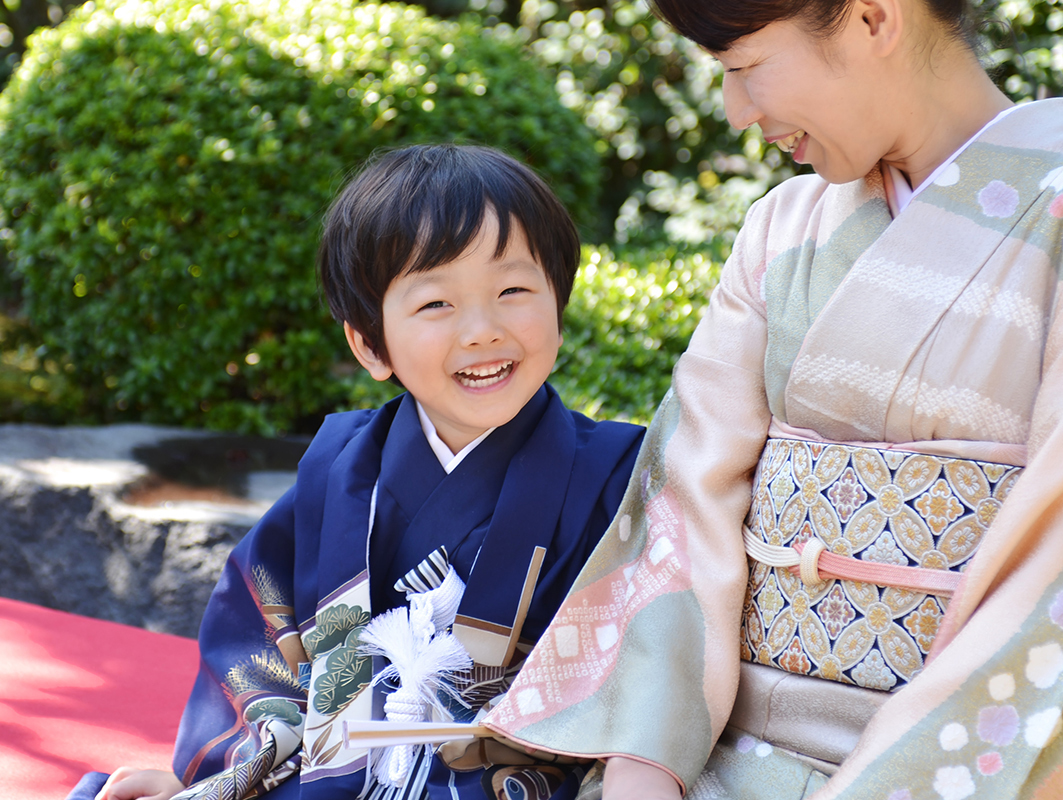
left=318, top=144, right=581, bottom=364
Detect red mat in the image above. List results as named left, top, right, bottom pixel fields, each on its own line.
left=0, top=598, right=199, bottom=800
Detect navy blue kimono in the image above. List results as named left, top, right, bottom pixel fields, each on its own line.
left=166, top=384, right=643, bottom=800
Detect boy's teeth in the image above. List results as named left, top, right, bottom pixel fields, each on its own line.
left=463, top=362, right=510, bottom=377
left=776, top=130, right=805, bottom=154
left=456, top=361, right=513, bottom=387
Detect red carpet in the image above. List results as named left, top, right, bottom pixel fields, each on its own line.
left=0, top=598, right=199, bottom=800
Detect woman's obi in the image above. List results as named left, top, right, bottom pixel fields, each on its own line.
left=740, top=438, right=1022, bottom=692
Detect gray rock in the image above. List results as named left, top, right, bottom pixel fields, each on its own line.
left=0, top=423, right=300, bottom=638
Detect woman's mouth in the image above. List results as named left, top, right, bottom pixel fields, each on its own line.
left=774, top=130, right=806, bottom=154
left=455, top=361, right=514, bottom=388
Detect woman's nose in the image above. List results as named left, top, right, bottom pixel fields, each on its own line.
left=722, top=72, right=761, bottom=131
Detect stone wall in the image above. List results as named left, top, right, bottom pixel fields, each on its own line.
left=0, top=424, right=296, bottom=638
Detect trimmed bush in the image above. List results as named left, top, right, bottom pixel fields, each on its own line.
left=0, top=0, right=600, bottom=434
left=555, top=244, right=721, bottom=424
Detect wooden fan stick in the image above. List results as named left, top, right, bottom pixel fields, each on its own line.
left=343, top=720, right=493, bottom=749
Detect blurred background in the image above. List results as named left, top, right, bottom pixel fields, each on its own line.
left=1, top=0, right=1059, bottom=434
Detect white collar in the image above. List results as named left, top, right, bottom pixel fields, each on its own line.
left=885, top=104, right=1021, bottom=216
left=415, top=400, right=495, bottom=474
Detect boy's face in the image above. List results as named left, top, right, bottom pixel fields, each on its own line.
left=345, top=213, right=562, bottom=454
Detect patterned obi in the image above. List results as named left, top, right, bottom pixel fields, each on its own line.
left=740, top=438, right=1022, bottom=692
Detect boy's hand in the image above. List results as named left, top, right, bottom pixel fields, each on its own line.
left=93, top=767, right=185, bottom=800
left=603, top=756, right=683, bottom=800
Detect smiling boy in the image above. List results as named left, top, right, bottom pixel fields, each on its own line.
left=345, top=211, right=565, bottom=455
left=87, top=145, right=644, bottom=800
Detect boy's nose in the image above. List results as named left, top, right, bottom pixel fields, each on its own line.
left=458, top=308, right=504, bottom=347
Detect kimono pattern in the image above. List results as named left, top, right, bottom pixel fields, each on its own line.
left=483, top=99, right=1063, bottom=799
left=171, top=384, right=644, bottom=800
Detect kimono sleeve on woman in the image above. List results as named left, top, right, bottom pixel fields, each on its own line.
left=484, top=201, right=776, bottom=792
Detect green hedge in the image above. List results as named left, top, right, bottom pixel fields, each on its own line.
left=0, top=0, right=600, bottom=434
left=554, top=243, right=721, bottom=424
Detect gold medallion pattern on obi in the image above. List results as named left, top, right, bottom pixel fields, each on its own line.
left=741, top=439, right=1022, bottom=691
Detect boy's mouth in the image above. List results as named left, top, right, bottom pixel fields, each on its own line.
left=455, top=361, right=514, bottom=388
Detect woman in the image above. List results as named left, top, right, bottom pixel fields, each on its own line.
left=482, top=0, right=1063, bottom=798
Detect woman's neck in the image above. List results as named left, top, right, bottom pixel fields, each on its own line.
left=883, top=49, right=1013, bottom=190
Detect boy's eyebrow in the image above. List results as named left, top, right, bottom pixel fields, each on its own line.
left=398, top=256, right=543, bottom=297
left=397, top=270, right=445, bottom=297
left=492, top=256, right=543, bottom=274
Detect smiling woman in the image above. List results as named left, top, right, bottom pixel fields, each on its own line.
left=672, top=0, right=1008, bottom=186
left=477, top=1, right=1063, bottom=799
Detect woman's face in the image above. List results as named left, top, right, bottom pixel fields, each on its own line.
left=715, top=10, right=895, bottom=184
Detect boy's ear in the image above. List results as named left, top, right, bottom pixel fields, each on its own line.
left=343, top=322, right=393, bottom=382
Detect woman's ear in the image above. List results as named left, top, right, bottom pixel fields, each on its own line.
left=343, top=322, right=393, bottom=382
left=855, top=0, right=904, bottom=56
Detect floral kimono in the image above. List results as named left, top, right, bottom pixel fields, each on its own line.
left=483, top=100, right=1063, bottom=799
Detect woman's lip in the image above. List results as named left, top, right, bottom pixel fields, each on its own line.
left=764, top=130, right=801, bottom=144
left=769, top=129, right=806, bottom=154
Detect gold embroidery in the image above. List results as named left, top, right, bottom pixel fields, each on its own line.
left=740, top=439, right=1021, bottom=691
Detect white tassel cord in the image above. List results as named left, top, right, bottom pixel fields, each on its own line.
left=357, top=604, right=472, bottom=787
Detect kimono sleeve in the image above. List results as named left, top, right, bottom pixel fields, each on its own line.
left=171, top=486, right=308, bottom=793
left=484, top=202, right=775, bottom=791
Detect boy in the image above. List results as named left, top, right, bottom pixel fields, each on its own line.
left=86, top=145, right=644, bottom=800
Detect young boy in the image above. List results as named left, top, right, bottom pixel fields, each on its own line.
left=86, top=145, right=644, bottom=800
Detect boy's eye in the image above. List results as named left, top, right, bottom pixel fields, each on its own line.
left=419, top=300, right=448, bottom=311
left=500, top=287, right=527, bottom=296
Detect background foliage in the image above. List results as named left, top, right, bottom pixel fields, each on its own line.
left=1, top=0, right=1060, bottom=432
left=0, top=0, right=600, bottom=433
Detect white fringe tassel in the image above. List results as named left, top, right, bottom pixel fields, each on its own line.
left=357, top=571, right=472, bottom=788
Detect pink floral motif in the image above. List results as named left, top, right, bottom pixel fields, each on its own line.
left=827, top=467, right=867, bottom=523
left=977, top=751, right=1003, bottom=776
left=914, top=479, right=964, bottom=535
left=817, top=584, right=857, bottom=639
left=903, top=597, right=943, bottom=653
left=778, top=637, right=812, bottom=675
left=977, top=705, right=1019, bottom=746
left=1050, top=194, right=1063, bottom=219
left=978, top=180, right=1020, bottom=218
left=887, top=792, right=913, bottom=800
left=1050, top=589, right=1063, bottom=629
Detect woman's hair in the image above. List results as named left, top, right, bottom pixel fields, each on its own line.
left=318, top=144, right=580, bottom=364
left=650, top=0, right=977, bottom=52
